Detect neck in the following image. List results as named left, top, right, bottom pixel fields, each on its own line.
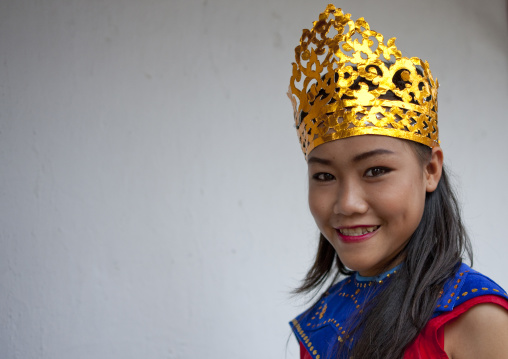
left=356, top=263, right=402, bottom=283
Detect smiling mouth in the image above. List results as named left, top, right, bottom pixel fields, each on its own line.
left=338, top=226, right=380, bottom=236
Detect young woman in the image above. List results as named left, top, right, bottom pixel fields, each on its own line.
left=287, top=5, right=508, bottom=359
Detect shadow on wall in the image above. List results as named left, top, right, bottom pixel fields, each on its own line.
left=451, top=1, right=508, bottom=70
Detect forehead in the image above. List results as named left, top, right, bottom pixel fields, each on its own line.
left=307, top=135, right=414, bottom=163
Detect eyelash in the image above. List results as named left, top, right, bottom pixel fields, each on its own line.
left=364, top=167, right=391, bottom=177
left=312, top=172, right=335, bottom=182
left=311, top=167, right=392, bottom=182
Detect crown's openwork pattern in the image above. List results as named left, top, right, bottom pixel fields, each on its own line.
left=288, top=5, right=439, bottom=158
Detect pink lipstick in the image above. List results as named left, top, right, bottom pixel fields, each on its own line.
left=335, top=225, right=380, bottom=243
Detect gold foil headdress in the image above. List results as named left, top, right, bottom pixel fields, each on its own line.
left=288, top=4, right=439, bottom=158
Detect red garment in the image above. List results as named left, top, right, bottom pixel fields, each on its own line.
left=299, top=295, right=508, bottom=359
left=404, top=295, right=508, bottom=358
left=299, top=341, right=311, bottom=359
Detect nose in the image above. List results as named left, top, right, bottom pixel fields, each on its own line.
left=333, top=180, right=369, bottom=216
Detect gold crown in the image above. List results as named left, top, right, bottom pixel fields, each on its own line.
left=288, top=4, right=439, bottom=158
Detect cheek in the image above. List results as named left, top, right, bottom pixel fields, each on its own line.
left=375, top=179, right=426, bottom=223
left=404, top=177, right=427, bottom=219
left=308, top=190, right=332, bottom=224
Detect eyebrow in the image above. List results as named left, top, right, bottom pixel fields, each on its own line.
left=307, top=149, right=395, bottom=165
left=307, top=156, right=332, bottom=165
left=352, top=149, right=395, bottom=162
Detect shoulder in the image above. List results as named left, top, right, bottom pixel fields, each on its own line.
left=444, top=302, right=508, bottom=358
left=435, top=263, right=508, bottom=315
left=289, top=274, right=360, bottom=358
left=293, top=275, right=353, bottom=323
left=440, top=264, right=508, bottom=358
left=406, top=265, right=508, bottom=358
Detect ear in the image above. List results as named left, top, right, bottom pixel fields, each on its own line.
left=424, top=146, right=443, bottom=193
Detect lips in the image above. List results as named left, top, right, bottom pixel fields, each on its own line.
left=335, top=225, right=380, bottom=243
left=338, top=225, right=380, bottom=236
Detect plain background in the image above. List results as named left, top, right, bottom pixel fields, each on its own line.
left=1, top=0, right=507, bottom=358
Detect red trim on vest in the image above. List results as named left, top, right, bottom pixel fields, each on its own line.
left=299, top=341, right=312, bottom=359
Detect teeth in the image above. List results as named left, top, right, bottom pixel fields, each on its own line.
left=339, top=226, right=378, bottom=236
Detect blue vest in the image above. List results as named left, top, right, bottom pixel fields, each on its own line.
left=290, top=263, right=508, bottom=359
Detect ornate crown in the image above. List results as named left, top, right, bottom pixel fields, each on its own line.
left=288, top=4, right=439, bottom=158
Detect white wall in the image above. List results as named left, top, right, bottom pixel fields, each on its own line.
left=1, top=0, right=507, bottom=358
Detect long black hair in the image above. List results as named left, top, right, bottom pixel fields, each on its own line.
left=294, top=142, right=473, bottom=358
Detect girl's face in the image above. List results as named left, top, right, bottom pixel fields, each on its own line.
left=307, top=135, right=442, bottom=277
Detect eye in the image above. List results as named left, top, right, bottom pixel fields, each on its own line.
left=364, top=167, right=391, bottom=178
left=312, top=172, right=335, bottom=181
